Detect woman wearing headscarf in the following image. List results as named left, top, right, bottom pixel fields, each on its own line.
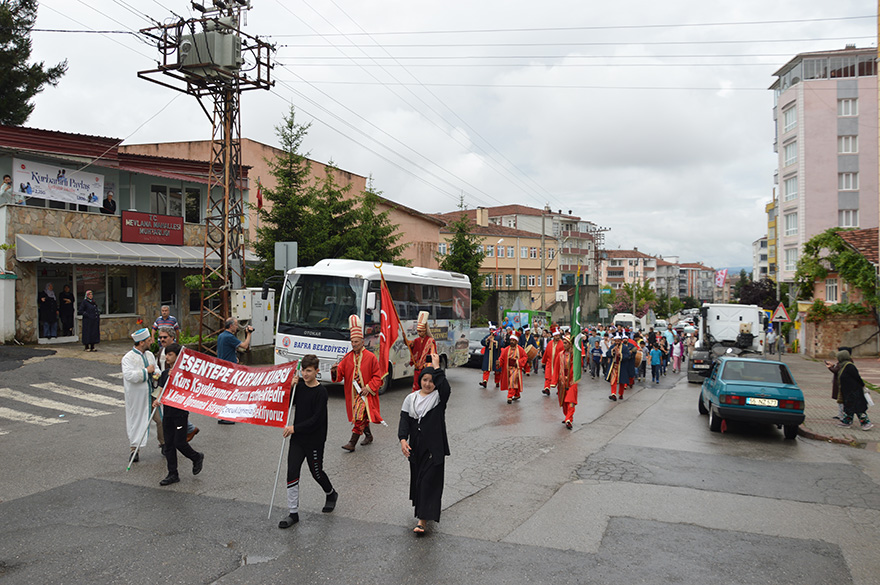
left=835, top=350, right=873, bottom=430
left=37, top=283, right=59, bottom=338
left=399, top=353, right=450, bottom=535
left=58, top=284, right=76, bottom=336
left=78, top=290, right=101, bottom=351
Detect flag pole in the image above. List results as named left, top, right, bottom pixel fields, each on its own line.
left=374, top=262, right=411, bottom=355
left=127, top=375, right=167, bottom=471
left=268, top=361, right=299, bottom=519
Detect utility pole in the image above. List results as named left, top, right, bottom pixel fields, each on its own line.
left=138, top=1, right=274, bottom=352
left=541, top=204, right=549, bottom=310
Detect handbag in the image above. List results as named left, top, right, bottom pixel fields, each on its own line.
left=866, top=392, right=875, bottom=408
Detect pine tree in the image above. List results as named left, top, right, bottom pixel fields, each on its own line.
left=0, top=0, right=67, bottom=125
left=438, top=211, right=488, bottom=312
left=345, top=178, right=408, bottom=265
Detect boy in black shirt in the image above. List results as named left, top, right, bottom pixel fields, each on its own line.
left=154, top=344, right=204, bottom=486
left=279, top=354, right=338, bottom=528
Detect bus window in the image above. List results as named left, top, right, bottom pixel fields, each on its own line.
left=277, top=274, right=364, bottom=337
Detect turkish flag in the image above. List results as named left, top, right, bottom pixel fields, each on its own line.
left=256, top=184, right=263, bottom=210
left=379, top=280, right=399, bottom=380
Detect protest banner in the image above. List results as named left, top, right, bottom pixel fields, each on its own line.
left=161, top=348, right=297, bottom=427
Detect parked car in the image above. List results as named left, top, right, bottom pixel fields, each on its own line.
left=467, top=328, right=489, bottom=367
left=697, top=356, right=805, bottom=440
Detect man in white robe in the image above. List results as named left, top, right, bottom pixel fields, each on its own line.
left=122, top=328, right=161, bottom=461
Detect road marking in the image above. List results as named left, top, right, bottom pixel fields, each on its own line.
left=107, top=372, right=124, bottom=379
left=31, top=383, right=126, bottom=407
left=0, top=406, right=66, bottom=426
left=0, top=388, right=110, bottom=417
left=72, top=377, right=124, bottom=394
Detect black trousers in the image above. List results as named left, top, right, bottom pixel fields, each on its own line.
left=286, top=440, right=333, bottom=512
left=163, top=412, right=199, bottom=475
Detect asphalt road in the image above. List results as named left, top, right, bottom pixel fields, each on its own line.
left=1, top=351, right=879, bottom=584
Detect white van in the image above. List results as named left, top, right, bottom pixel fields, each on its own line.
left=654, top=319, right=668, bottom=332
left=612, top=312, right=638, bottom=331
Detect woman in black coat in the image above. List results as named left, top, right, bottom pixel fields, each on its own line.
left=58, top=284, right=76, bottom=336
left=37, top=283, right=59, bottom=338
left=77, top=290, right=101, bottom=351
left=399, top=354, right=451, bottom=535
left=836, top=350, right=872, bottom=430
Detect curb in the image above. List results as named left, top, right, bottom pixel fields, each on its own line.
left=798, top=425, right=865, bottom=448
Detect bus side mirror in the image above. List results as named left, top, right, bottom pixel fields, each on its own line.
left=366, top=291, right=376, bottom=311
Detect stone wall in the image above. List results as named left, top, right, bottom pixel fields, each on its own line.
left=803, top=314, right=879, bottom=359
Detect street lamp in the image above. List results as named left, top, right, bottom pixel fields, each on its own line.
left=494, top=238, right=504, bottom=291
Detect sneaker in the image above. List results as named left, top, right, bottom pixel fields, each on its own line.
left=507, top=399, right=512, bottom=404
left=837, top=421, right=852, bottom=428
left=832, top=415, right=841, bottom=421
left=278, top=513, right=299, bottom=529
left=322, top=490, right=338, bottom=513
left=608, top=395, right=617, bottom=402
left=192, top=452, right=204, bottom=475
left=861, top=422, right=874, bottom=431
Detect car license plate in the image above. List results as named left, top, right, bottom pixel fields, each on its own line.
left=746, top=397, right=778, bottom=407
left=694, top=364, right=710, bottom=369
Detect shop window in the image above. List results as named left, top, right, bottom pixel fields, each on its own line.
left=185, top=188, right=201, bottom=223
left=76, top=267, right=107, bottom=315
left=108, top=267, right=137, bottom=314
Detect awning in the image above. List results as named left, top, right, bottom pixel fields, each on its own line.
left=116, top=164, right=212, bottom=186
left=16, top=234, right=259, bottom=268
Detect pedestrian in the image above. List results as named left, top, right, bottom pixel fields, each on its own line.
left=825, top=349, right=847, bottom=421
left=650, top=343, right=663, bottom=383
left=589, top=340, right=602, bottom=379
left=156, top=326, right=199, bottom=442
left=672, top=337, right=682, bottom=373
left=766, top=328, right=777, bottom=355
left=520, top=327, right=539, bottom=376
left=835, top=350, right=873, bottom=430
left=555, top=334, right=578, bottom=429
left=479, top=324, right=501, bottom=388
left=216, top=317, right=254, bottom=424
left=499, top=334, right=527, bottom=404
left=638, top=340, right=648, bottom=381
left=541, top=327, right=564, bottom=396
left=78, top=290, right=101, bottom=351
left=600, top=333, right=611, bottom=378
left=278, top=353, right=339, bottom=528
left=58, top=284, right=76, bottom=337
left=407, top=311, right=437, bottom=392
left=154, top=343, right=204, bottom=486
left=659, top=338, right=669, bottom=375
left=122, top=328, right=163, bottom=461
left=331, top=315, right=383, bottom=452
left=606, top=335, right=625, bottom=401
left=399, top=354, right=450, bottom=535
left=38, top=283, right=59, bottom=339
left=152, top=305, right=180, bottom=338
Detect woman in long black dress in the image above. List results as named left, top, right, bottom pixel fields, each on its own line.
left=398, top=353, right=450, bottom=535
left=58, top=284, right=76, bottom=336
left=77, top=290, right=101, bottom=351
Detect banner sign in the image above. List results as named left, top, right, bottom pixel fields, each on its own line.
left=121, top=210, right=185, bottom=246
left=13, top=158, right=104, bottom=206
left=161, top=348, right=296, bottom=427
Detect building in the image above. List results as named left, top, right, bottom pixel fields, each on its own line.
left=752, top=237, right=769, bottom=281
left=679, top=263, right=715, bottom=302
left=599, top=248, right=657, bottom=291
left=121, top=139, right=444, bottom=269
left=655, top=257, right=681, bottom=300
left=436, top=209, right=554, bottom=310
left=769, top=45, right=878, bottom=284
left=765, top=194, right=779, bottom=282
left=0, top=125, right=254, bottom=343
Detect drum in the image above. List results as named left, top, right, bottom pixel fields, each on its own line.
left=526, top=346, right=539, bottom=361
left=634, top=349, right=643, bottom=368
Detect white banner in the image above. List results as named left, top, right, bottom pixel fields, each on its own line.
left=12, top=158, right=104, bottom=206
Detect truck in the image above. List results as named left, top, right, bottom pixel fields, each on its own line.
left=686, top=303, right=766, bottom=384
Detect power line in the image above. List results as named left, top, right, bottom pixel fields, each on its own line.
left=39, top=2, right=155, bottom=60
left=275, top=52, right=853, bottom=60
left=278, top=80, right=779, bottom=91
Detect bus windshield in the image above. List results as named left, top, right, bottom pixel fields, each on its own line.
left=278, top=273, right=364, bottom=336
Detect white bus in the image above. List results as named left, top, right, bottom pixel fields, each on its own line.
left=272, top=259, right=471, bottom=392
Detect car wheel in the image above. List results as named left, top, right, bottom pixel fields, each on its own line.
left=708, top=408, right=722, bottom=433
left=783, top=424, right=799, bottom=440
left=697, top=391, right=708, bottom=415
left=378, top=364, right=392, bottom=395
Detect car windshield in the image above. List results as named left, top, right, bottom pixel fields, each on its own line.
left=469, top=329, right=487, bottom=342
left=721, top=361, right=795, bottom=384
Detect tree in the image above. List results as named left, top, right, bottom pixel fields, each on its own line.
left=611, top=281, right=657, bottom=317
left=250, top=107, right=406, bottom=285
left=739, top=279, right=778, bottom=309
left=438, top=211, right=488, bottom=313
left=733, top=269, right=751, bottom=301
left=681, top=296, right=700, bottom=310
left=795, top=228, right=880, bottom=306
left=0, top=0, right=67, bottom=125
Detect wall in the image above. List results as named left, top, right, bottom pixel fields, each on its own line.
left=803, top=314, right=879, bottom=358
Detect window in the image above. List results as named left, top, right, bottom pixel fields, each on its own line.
left=839, top=209, right=859, bottom=228
left=838, top=98, right=858, bottom=117
left=838, top=172, right=859, bottom=191
left=520, top=275, right=528, bottom=287
left=784, top=212, right=798, bottom=236
left=507, top=246, right=514, bottom=258
left=529, top=247, right=537, bottom=259
left=484, top=275, right=493, bottom=287
left=784, top=248, right=798, bottom=272
left=536, top=276, right=542, bottom=287
left=438, top=242, right=447, bottom=255
left=497, top=245, right=505, bottom=258
left=496, top=274, right=504, bottom=287
left=505, top=274, right=512, bottom=287
left=838, top=135, right=858, bottom=154
left=76, top=266, right=137, bottom=316
left=782, top=107, right=797, bottom=132
left=485, top=245, right=494, bottom=258
left=185, top=188, right=201, bottom=223
left=783, top=142, right=797, bottom=166
left=546, top=275, right=553, bottom=287
left=506, top=219, right=514, bottom=228
left=783, top=176, right=798, bottom=202
left=826, top=278, right=838, bottom=303
left=548, top=248, right=555, bottom=259
left=628, top=271, right=633, bottom=277
left=528, top=275, right=536, bottom=287
left=521, top=246, right=528, bottom=259
left=150, top=185, right=183, bottom=217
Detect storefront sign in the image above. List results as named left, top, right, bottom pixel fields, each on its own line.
left=13, top=158, right=104, bottom=206
left=121, top=210, right=184, bottom=246
left=161, top=348, right=296, bottom=427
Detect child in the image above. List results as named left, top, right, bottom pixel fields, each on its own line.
left=590, top=340, right=603, bottom=379
left=279, top=354, right=339, bottom=528
left=638, top=340, right=648, bottom=381
left=650, top=344, right=663, bottom=384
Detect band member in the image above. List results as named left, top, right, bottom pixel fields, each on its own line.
left=606, top=334, right=632, bottom=401
left=554, top=334, right=578, bottom=429
left=541, top=327, right=564, bottom=396
left=408, top=311, right=437, bottom=392
left=331, top=315, right=383, bottom=452
left=480, top=324, right=501, bottom=388
left=498, top=334, right=528, bottom=404
left=520, top=327, right=539, bottom=376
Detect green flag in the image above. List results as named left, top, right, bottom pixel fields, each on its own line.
left=571, top=263, right=582, bottom=383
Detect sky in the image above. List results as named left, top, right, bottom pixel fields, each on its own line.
left=24, top=0, right=877, bottom=269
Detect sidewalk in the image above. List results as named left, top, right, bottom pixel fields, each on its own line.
left=779, top=353, right=880, bottom=451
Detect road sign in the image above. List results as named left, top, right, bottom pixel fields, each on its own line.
left=771, top=302, right=791, bottom=323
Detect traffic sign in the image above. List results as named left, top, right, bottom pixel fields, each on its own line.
left=771, top=302, right=791, bottom=323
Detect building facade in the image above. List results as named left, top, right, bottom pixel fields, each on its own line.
left=752, top=237, right=769, bottom=281
left=598, top=248, right=657, bottom=291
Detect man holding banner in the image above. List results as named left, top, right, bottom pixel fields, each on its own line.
left=332, top=315, right=383, bottom=452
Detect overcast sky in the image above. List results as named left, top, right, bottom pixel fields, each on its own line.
left=25, top=1, right=876, bottom=269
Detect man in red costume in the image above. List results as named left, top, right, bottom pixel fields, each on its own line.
left=541, top=327, right=564, bottom=396
left=331, top=315, right=383, bottom=452
left=499, top=334, right=528, bottom=404
left=554, top=334, right=579, bottom=429
left=408, top=310, right=437, bottom=392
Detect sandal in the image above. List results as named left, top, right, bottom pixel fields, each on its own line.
left=413, top=524, right=426, bottom=535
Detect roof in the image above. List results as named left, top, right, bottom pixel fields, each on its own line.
left=440, top=221, right=543, bottom=239
left=655, top=258, right=677, bottom=267
left=838, top=227, right=879, bottom=265
left=605, top=249, right=655, bottom=259
left=772, top=45, right=877, bottom=78
left=374, top=198, right=445, bottom=226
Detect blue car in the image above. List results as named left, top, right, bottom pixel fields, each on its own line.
left=697, top=356, right=805, bottom=440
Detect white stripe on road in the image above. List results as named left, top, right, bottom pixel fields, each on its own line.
left=31, top=383, right=126, bottom=407
left=72, top=377, right=124, bottom=394
left=0, top=388, right=110, bottom=417
left=107, top=372, right=124, bottom=379
left=0, top=406, right=66, bottom=426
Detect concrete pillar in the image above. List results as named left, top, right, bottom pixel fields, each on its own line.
left=0, top=272, right=17, bottom=343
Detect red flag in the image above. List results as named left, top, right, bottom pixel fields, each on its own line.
left=256, top=183, right=263, bottom=210
left=379, top=279, right=399, bottom=380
